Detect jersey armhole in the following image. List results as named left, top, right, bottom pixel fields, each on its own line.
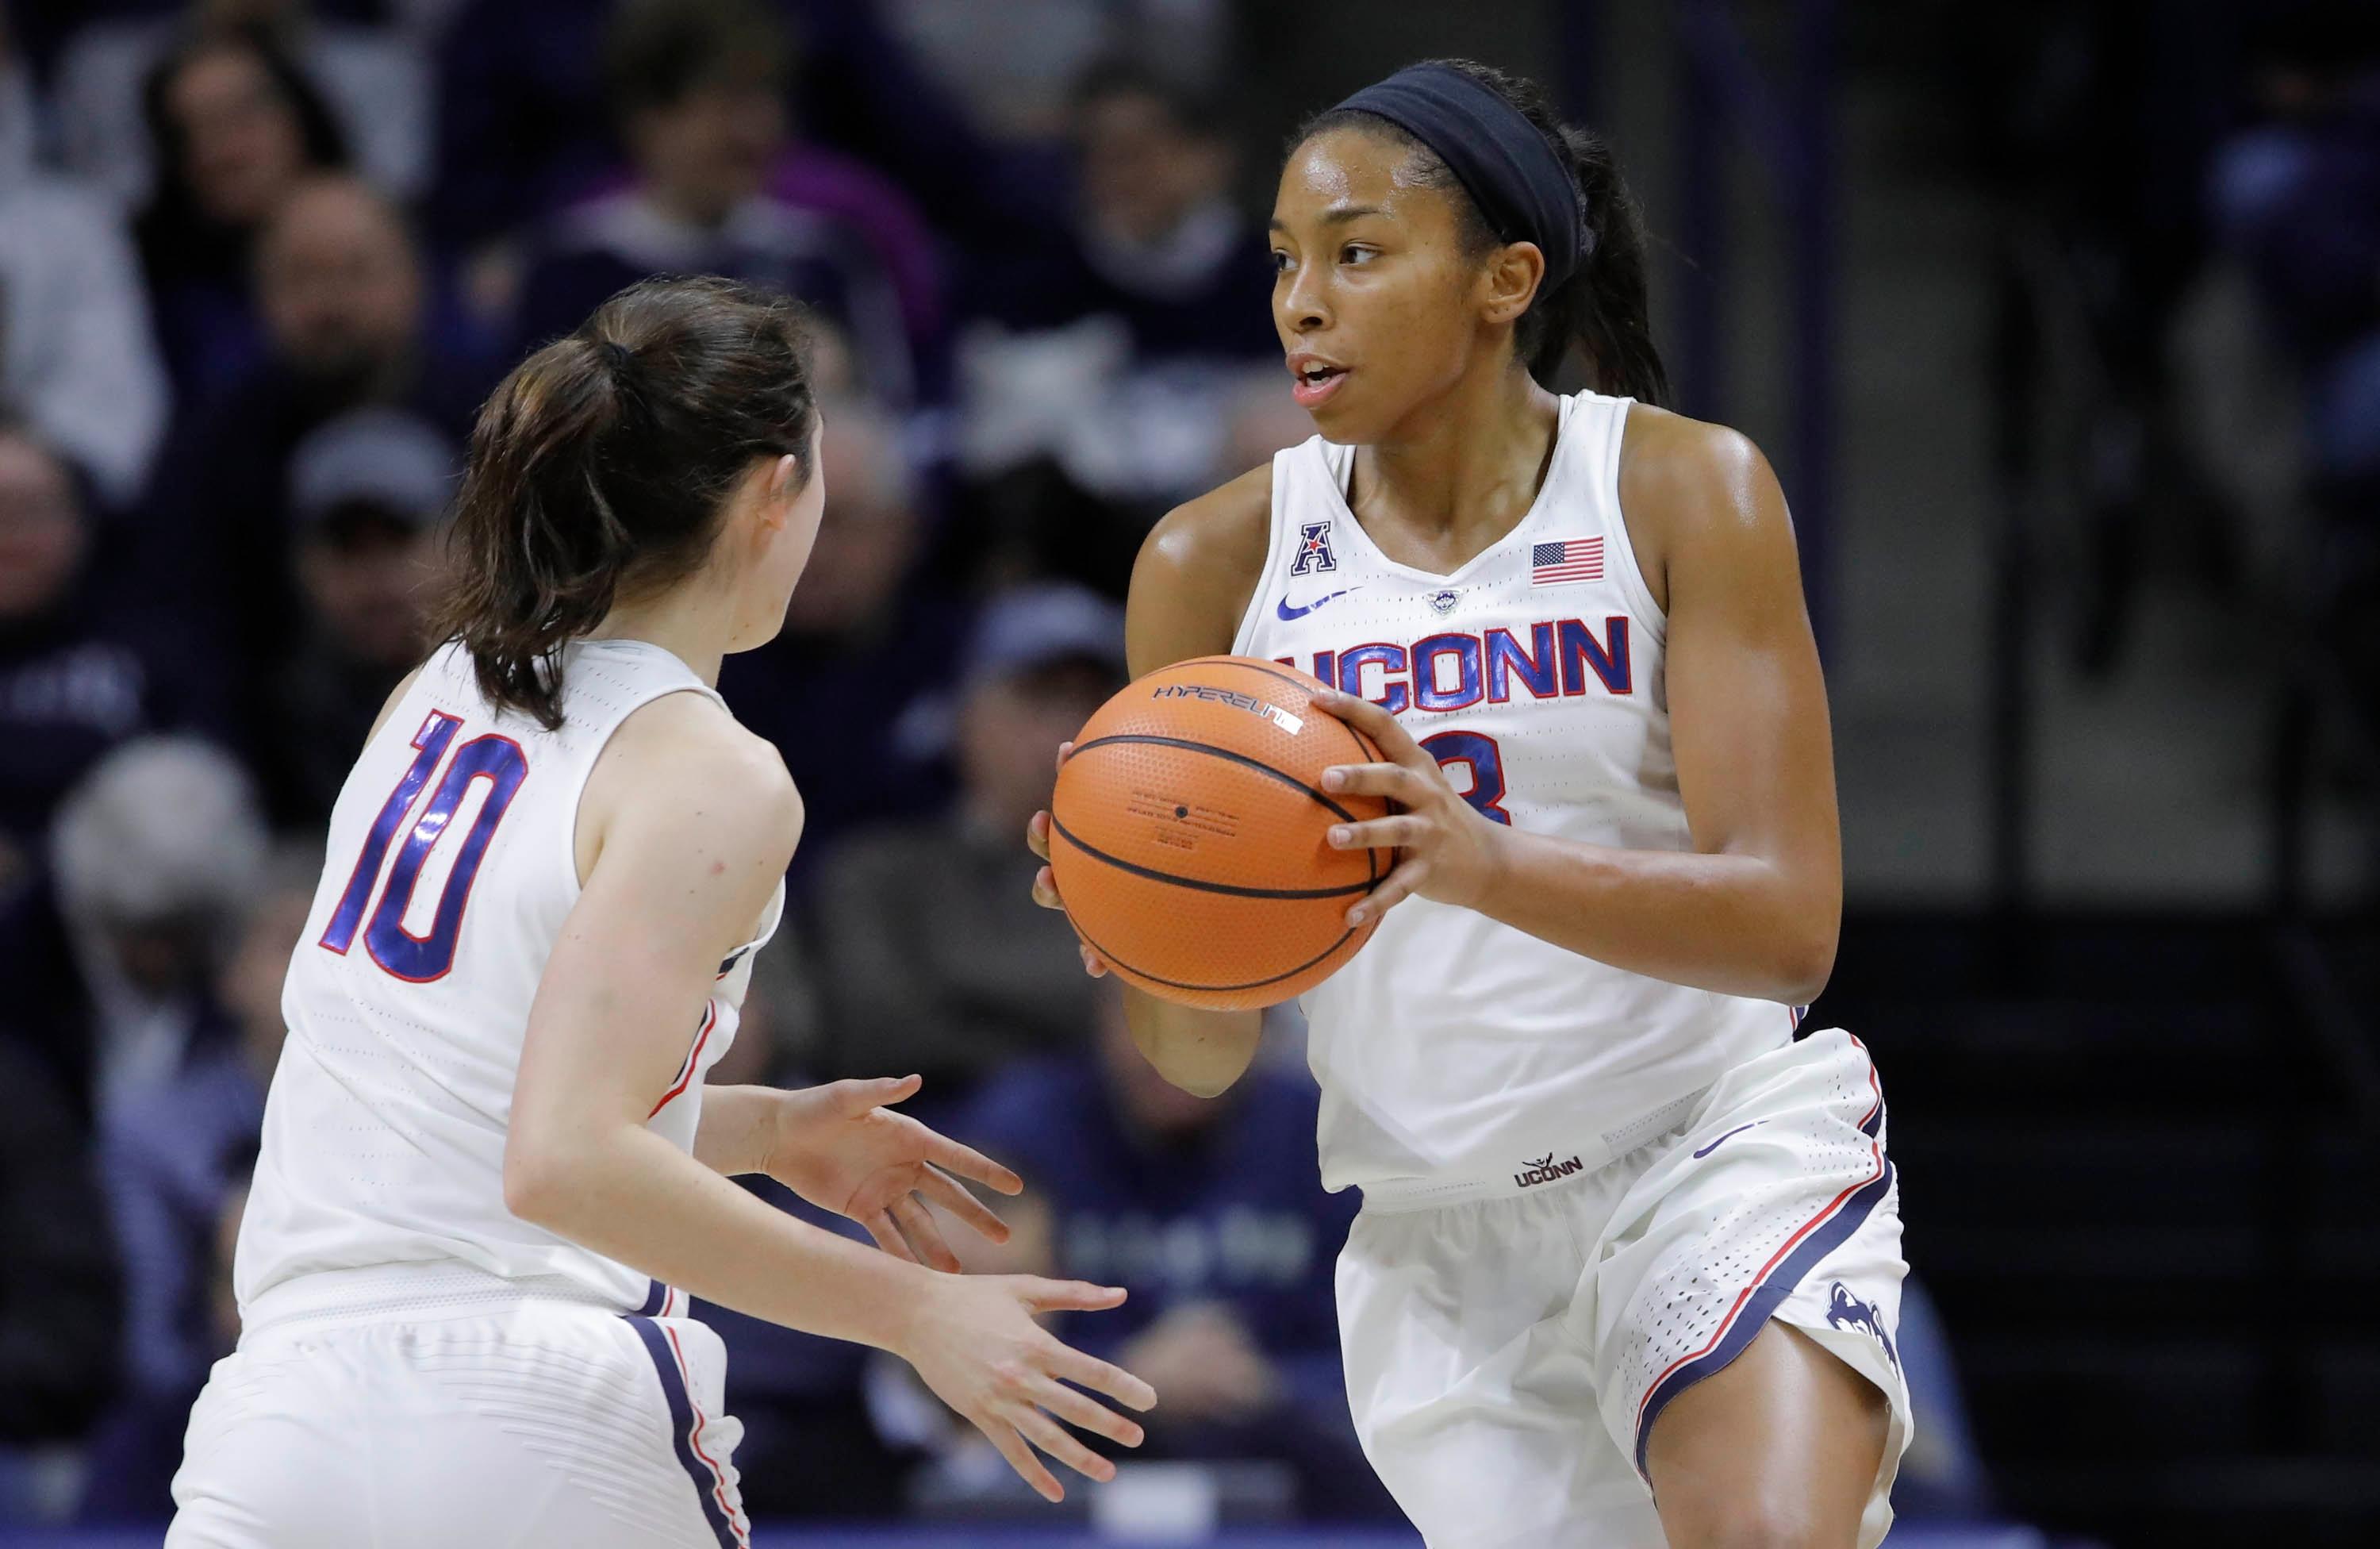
left=1227, top=451, right=1293, bottom=657
left=1603, top=400, right=1671, bottom=644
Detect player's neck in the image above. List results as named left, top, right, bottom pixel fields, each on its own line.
left=584, top=586, right=730, bottom=687
left=1356, top=367, right=1559, bottom=542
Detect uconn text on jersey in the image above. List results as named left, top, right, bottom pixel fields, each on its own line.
left=1276, top=615, right=1633, bottom=716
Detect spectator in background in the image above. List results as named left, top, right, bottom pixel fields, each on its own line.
left=58, top=0, right=430, bottom=208
left=2209, top=7, right=2380, bottom=494
left=131, top=22, right=350, bottom=405
left=0, top=16, right=171, bottom=507
left=880, top=0, right=1228, bottom=145
left=99, top=846, right=308, bottom=1421
left=262, top=408, right=446, bottom=828
left=0, top=421, right=211, bottom=874
left=79, top=1153, right=258, bottom=1524
left=954, top=56, right=1277, bottom=540
left=935, top=983, right=1389, bottom=1520
left=432, top=0, right=976, bottom=348
left=44, top=736, right=267, bottom=1120
left=720, top=398, right=961, bottom=876
left=510, top=0, right=920, bottom=405
left=806, top=583, right=1123, bottom=1101
left=139, top=172, right=484, bottom=760
left=0, top=1038, right=122, bottom=1457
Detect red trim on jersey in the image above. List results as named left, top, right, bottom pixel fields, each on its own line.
left=664, top=1322, right=747, bottom=1547
left=648, top=1001, right=719, bottom=1118
left=1632, top=1040, right=1887, bottom=1434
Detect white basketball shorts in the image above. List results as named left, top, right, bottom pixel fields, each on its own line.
left=1335, top=1027, right=1912, bottom=1549
left=167, top=1301, right=750, bottom=1548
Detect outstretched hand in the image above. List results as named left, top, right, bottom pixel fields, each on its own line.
left=763, top=1075, right=1020, bottom=1271
left=1307, top=687, right=1508, bottom=925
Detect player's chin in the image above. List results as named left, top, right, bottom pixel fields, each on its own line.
left=1301, top=382, right=1390, bottom=442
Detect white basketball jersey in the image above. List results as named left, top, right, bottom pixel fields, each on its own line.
left=236, top=638, right=783, bottom=1328
left=1235, top=391, right=1796, bottom=1193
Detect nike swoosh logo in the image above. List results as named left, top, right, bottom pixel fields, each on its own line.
left=1691, top=1121, right=1764, bottom=1159
left=1276, top=586, right=1358, bottom=621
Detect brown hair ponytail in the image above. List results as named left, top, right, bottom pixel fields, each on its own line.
left=1296, top=59, right=1671, bottom=407
left=431, top=276, right=816, bottom=728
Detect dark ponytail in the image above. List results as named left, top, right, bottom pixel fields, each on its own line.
left=432, top=276, right=816, bottom=728
left=1297, top=59, right=1670, bottom=407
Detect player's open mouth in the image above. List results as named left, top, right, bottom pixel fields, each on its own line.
left=1290, top=361, right=1348, bottom=409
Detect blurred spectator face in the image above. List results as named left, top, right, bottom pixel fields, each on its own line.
left=258, top=178, right=424, bottom=382
left=1094, top=982, right=1215, bottom=1136
left=782, top=410, right=918, bottom=636
left=958, top=658, right=1117, bottom=834
left=52, top=737, right=269, bottom=999
left=298, top=509, right=432, bottom=667
left=0, top=430, right=86, bottom=621
left=222, top=877, right=312, bottom=1078
left=106, top=911, right=218, bottom=998
left=162, top=39, right=312, bottom=228
left=628, top=74, right=787, bottom=225
left=1076, top=84, right=1229, bottom=247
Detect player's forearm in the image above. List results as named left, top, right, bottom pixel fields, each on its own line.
left=1478, top=828, right=1837, bottom=1004
left=689, top=1084, right=783, bottom=1175
left=1123, top=988, right=1262, bottom=1097
left=504, top=1121, right=927, bottom=1350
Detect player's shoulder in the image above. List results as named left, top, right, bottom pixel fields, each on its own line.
left=600, top=689, right=803, bottom=842
left=1615, top=404, right=1779, bottom=536
left=1127, top=460, right=1280, bottom=671
left=1614, top=405, right=1798, bottom=612
left=1142, top=459, right=1276, bottom=583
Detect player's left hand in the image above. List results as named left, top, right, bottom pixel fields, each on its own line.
left=765, top=1075, right=1022, bottom=1271
left=1307, top=687, right=1508, bottom=925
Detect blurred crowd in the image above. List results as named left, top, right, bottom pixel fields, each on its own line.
left=0, top=0, right=1343, bottom=1525
left=1, top=0, right=2369, bottom=1530
left=1969, top=0, right=2380, bottom=698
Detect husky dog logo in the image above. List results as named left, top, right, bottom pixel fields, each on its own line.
left=1825, top=1282, right=1898, bottom=1370
left=1513, top=1152, right=1584, bottom=1189
left=1428, top=588, right=1461, bottom=615
left=1290, top=521, right=1337, bottom=576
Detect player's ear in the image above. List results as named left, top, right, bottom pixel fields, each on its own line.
left=1480, top=241, right=1545, bottom=327
left=754, top=453, right=798, bottom=532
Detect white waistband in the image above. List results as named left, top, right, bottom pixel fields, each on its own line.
left=240, top=1260, right=625, bottom=1336
left=1352, top=1088, right=1706, bottom=1213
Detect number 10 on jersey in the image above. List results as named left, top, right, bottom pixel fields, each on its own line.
left=320, top=709, right=531, bottom=982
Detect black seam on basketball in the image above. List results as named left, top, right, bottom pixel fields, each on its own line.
left=1068, top=911, right=1364, bottom=995
left=1067, top=734, right=1364, bottom=822
left=1175, top=655, right=1380, bottom=768
left=1050, top=815, right=1374, bottom=899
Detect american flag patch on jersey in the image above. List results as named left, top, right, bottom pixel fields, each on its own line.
left=1532, top=537, right=1604, bottom=585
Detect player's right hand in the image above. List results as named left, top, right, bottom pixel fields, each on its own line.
left=896, top=1273, right=1156, bottom=1501
left=1027, top=741, right=1110, bottom=978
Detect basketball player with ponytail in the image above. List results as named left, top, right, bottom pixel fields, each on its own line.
left=170, top=278, right=1152, bottom=1549
left=1030, top=63, right=1909, bottom=1547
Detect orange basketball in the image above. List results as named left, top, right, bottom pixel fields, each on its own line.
left=1049, top=655, right=1392, bottom=1010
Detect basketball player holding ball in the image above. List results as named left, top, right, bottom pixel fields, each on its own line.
left=1028, top=61, right=1910, bottom=1548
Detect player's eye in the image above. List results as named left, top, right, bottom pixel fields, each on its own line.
left=1340, top=244, right=1376, bottom=266
left=1270, top=249, right=1293, bottom=275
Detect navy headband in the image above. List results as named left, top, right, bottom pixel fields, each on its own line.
left=1329, top=63, right=1586, bottom=286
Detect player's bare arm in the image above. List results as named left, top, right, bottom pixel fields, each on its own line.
left=1025, top=463, right=1273, bottom=1097
left=509, top=692, right=1153, bottom=1501
left=1311, top=409, right=1841, bottom=1004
